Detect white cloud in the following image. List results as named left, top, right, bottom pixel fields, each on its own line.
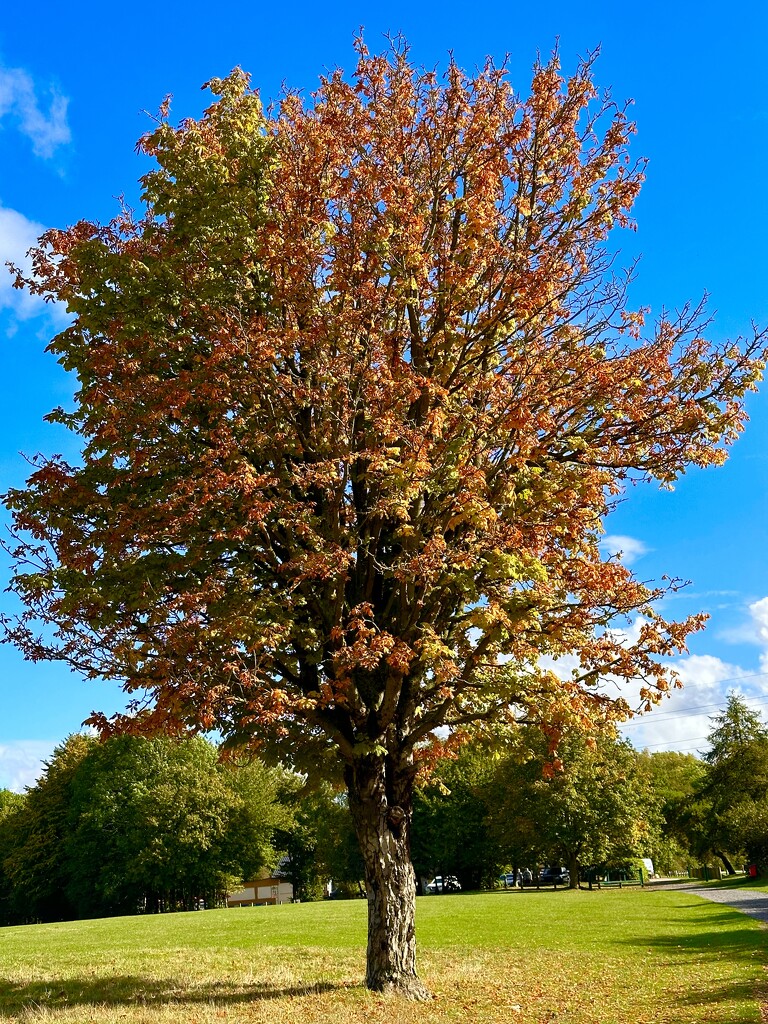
left=0, top=739, right=56, bottom=792
left=535, top=593, right=768, bottom=756
left=0, top=65, right=70, bottom=158
left=600, top=534, right=649, bottom=565
left=750, top=597, right=768, bottom=644
left=752, top=598, right=768, bottom=675
left=620, top=653, right=766, bottom=754
left=669, top=653, right=747, bottom=693
left=540, top=617, right=766, bottom=754
left=0, top=202, right=50, bottom=321
left=539, top=652, right=581, bottom=678
left=719, top=596, right=768, bottom=648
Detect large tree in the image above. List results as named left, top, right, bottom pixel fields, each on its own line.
left=636, top=749, right=706, bottom=874
left=695, top=694, right=768, bottom=872
left=491, top=727, right=660, bottom=886
left=4, top=42, right=766, bottom=996
left=0, top=734, right=286, bottom=923
left=65, top=735, right=286, bottom=917
left=0, top=734, right=93, bottom=924
left=276, top=780, right=365, bottom=900
left=412, top=739, right=506, bottom=890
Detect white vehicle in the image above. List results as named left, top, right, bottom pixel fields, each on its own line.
left=425, top=874, right=462, bottom=894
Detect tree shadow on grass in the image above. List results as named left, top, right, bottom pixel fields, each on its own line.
left=0, top=975, right=352, bottom=1017
left=619, top=900, right=767, bottom=1016
left=670, top=978, right=767, bottom=1010
left=702, top=895, right=768, bottom=920
left=623, top=900, right=765, bottom=960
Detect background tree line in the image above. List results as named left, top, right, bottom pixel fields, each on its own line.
left=0, top=732, right=369, bottom=925
left=412, top=694, right=768, bottom=888
left=1, top=693, right=764, bottom=925
left=0, top=735, right=292, bottom=924
left=412, top=727, right=668, bottom=889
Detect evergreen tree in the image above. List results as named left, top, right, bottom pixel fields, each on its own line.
left=697, top=694, right=768, bottom=872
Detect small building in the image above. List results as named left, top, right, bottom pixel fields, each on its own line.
left=227, top=876, right=294, bottom=906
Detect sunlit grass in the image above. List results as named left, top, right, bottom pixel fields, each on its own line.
left=1, top=887, right=765, bottom=1023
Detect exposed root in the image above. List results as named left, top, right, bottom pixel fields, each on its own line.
left=367, top=975, right=433, bottom=1001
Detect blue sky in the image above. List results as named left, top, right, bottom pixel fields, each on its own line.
left=0, top=1, right=766, bottom=788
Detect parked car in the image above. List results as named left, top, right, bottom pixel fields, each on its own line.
left=537, top=866, right=570, bottom=886
left=500, top=869, right=533, bottom=888
left=425, top=875, right=462, bottom=894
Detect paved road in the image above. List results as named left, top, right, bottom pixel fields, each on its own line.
left=651, top=881, right=768, bottom=923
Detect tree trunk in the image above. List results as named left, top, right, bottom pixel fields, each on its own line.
left=715, top=849, right=737, bottom=875
left=567, top=852, right=580, bottom=889
left=345, top=753, right=431, bottom=1000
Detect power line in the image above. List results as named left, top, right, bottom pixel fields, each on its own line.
left=621, top=691, right=768, bottom=726
left=657, top=744, right=710, bottom=754
left=666, top=670, right=768, bottom=688
left=598, top=671, right=768, bottom=699
left=618, top=686, right=768, bottom=752
left=638, top=735, right=710, bottom=749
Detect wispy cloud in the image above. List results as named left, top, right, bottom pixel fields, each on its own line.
left=0, top=739, right=56, bottom=792
left=749, top=598, right=768, bottom=675
left=0, top=64, right=70, bottom=158
left=719, top=596, right=768, bottom=648
left=600, top=534, right=649, bottom=566
left=751, top=597, right=768, bottom=644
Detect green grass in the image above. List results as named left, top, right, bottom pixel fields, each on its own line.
left=0, top=887, right=766, bottom=1023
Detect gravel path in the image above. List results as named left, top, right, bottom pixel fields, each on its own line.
left=650, top=881, right=768, bottom=923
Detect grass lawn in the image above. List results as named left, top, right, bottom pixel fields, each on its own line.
left=1, top=887, right=766, bottom=1023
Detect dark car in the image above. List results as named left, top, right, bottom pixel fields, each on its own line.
left=537, top=866, right=570, bottom=886
left=425, top=874, right=462, bottom=894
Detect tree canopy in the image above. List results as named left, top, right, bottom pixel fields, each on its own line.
left=412, top=740, right=505, bottom=890
left=4, top=40, right=765, bottom=996
left=636, top=749, right=705, bottom=874
left=490, top=727, right=659, bottom=885
left=0, top=735, right=288, bottom=924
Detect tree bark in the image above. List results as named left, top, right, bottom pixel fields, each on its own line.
left=715, top=850, right=737, bottom=875
left=345, top=753, right=431, bottom=1000
left=567, top=852, right=580, bottom=889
